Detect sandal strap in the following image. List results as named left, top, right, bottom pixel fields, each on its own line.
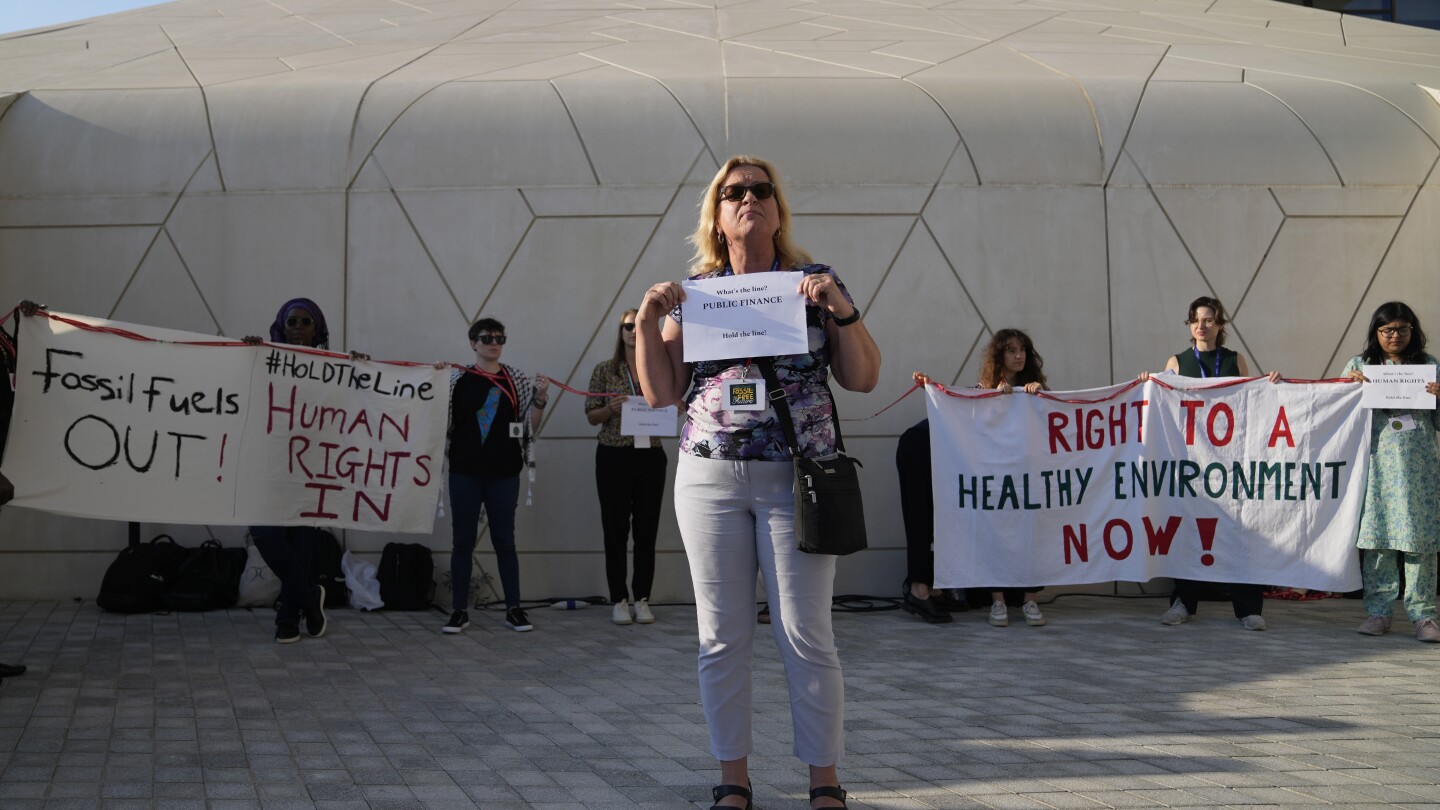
left=810, top=784, right=848, bottom=804
left=712, top=783, right=752, bottom=804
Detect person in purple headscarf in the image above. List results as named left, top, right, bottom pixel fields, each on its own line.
left=242, top=298, right=336, bottom=643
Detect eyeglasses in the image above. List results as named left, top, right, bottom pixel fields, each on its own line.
left=1378, top=326, right=1412, bottom=338
left=474, top=335, right=507, bottom=345
left=285, top=317, right=314, bottom=328
left=718, top=182, right=775, bottom=202
left=621, top=323, right=636, bottom=332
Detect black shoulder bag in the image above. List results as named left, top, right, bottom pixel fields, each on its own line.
left=755, top=358, right=868, bottom=556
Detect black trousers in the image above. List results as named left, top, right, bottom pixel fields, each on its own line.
left=595, top=444, right=667, bottom=603
left=1171, top=579, right=1264, bottom=618
left=896, top=419, right=935, bottom=588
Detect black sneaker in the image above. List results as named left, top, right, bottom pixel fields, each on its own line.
left=275, top=623, right=301, bottom=644
left=443, top=610, right=470, bottom=634
left=504, top=607, right=533, bottom=632
left=304, top=584, right=327, bottom=638
left=901, top=590, right=953, bottom=624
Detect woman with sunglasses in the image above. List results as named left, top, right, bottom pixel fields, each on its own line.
left=1142, top=296, right=1280, bottom=631
left=242, top=298, right=335, bottom=643
left=443, top=317, right=549, bottom=634
left=585, top=309, right=667, bottom=626
left=635, top=157, right=881, bottom=810
left=1343, top=302, right=1440, bottom=643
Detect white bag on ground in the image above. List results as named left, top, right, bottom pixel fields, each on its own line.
left=343, top=551, right=383, bottom=611
left=236, top=540, right=282, bottom=608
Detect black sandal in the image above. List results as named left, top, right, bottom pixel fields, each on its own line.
left=810, top=785, right=848, bottom=808
left=710, top=782, right=752, bottom=809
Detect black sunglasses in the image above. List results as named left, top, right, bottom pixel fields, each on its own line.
left=285, top=316, right=314, bottom=328
left=718, top=182, right=775, bottom=202
left=621, top=323, right=636, bottom=332
left=474, top=335, right=507, bottom=345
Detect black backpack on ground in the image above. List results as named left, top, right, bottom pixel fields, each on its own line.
left=312, top=530, right=350, bottom=608
left=96, top=535, right=191, bottom=613
left=377, top=542, right=435, bottom=610
left=163, top=540, right=241, bottom=612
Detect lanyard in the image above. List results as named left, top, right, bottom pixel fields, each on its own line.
left=471, top=364, right=518, bottom=412
left=624, top=363, right=640, bottom=397
left=1192, top=347, right=1222, bottom=378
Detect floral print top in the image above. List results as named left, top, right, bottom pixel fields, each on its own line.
left=1344, top=354, right=1440, bottom=553
left=669, top=263, right=853, bottom=461
left=585, top=358, right=662, bottom=449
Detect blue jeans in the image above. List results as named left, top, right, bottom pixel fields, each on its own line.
left=449, top=472, right=521, bottom=610
left=250, top=525, right=321, bottom=625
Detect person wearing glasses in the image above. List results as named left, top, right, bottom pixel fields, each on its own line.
left=443, top=318, right=549, bottom=634
left=1343, top=302, right=1440, bottom=643
left=585, top=309, right=667, bottom=626
left=635, top=156, right=881, bottom=810
left=1140, top=296, right=1280, bottom=631
left=242, top=298, right=335, bottom=643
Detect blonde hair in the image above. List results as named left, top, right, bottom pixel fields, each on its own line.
left=689, top=155, right=813, bottom=274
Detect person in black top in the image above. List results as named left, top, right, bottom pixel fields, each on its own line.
left=242, top=298, right=336, bottom=644
left=444, top=317, right=549, bottom=634
left=1141, top=296, right=1280, bottom=631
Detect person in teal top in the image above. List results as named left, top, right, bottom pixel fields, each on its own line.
left=1144, top=296, right=1281, bottom=631
left=1344, top=301, right=1440, bottom=643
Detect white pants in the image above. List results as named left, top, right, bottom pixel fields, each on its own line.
left=674, top=453, right=844, bottom=766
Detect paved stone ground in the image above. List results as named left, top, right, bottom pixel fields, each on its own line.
left=0, top=593, right=1437, bottom=809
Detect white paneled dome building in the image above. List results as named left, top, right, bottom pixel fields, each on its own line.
left=1, top=0, right=1438, bottom=600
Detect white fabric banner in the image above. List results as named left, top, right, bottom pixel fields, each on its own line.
left=928, top=375, right=1368, bottom=591
left=2, top=312, right=448, bottom=532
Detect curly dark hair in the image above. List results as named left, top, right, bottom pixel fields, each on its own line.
left=979, top=328, right=1047, bottom=389
left=1360, top=301, right=1428, bottom=366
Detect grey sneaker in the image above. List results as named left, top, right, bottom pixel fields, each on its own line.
left=1160, top=602, right=1194, bottom=626
left=275, top=623, right=301, bottom=644
left=1416, top=618, right=1440, bottom=643
left=988, top=601, right=1008, bottom=627
left=1357, top=615, right=1391, bottom=636
left=633, top=598, right=655, bottom=624
left=1240, top=614, right=1266, bottom=631
left=611, top=600, right=632, bottom=626
left=1021, top=600, right=1046, bottom=626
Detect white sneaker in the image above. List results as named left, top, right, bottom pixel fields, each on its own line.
left=612, top=600, right=633, bottom=625
left=633, top=598, right=655, bottom=624
left=1022, top=600, right=1046, bottom=626
left=988, top=601, right=1008, bottom=627
left=1160, top=602, right=1194, bottom=626
left=1240, top=614, right=1266, bottom=631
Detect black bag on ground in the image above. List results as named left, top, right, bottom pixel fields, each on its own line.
left=96, top=534, right=191, bottom=613
left=163, top=540, right=241, bottom=612
left=312, top=530, right=350, bottom=608
left=756, top=359, right=868, bottom=556
left=377, top=542, right=435, bottom=610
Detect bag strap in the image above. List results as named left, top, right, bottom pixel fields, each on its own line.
left=754, top=358, right=846, bottom=458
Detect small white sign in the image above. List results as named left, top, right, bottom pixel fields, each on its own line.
left=681, top=271, right=808, bottom=363
left=620, top=400, right=679, bottom=437
left=1361, top=365, right=1436, bottom=410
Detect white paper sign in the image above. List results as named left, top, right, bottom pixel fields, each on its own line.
left=928, top=377, right=1368, bottom=592
left=2, top=311, right=449, bottom=532
left=620, top=400, right=678, bottom=437
left=680, top=271, right=807, bottom=362
left=1361, top=365, right=1436, bottom=409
